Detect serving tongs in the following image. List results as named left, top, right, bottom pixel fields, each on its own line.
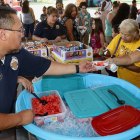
left=31, top=92, right=47, bottom=105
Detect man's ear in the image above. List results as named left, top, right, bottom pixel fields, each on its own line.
left=0, top=30, right=7, bottom=41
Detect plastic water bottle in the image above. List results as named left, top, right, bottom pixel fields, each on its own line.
left=110, top=64, right=118, bottom=72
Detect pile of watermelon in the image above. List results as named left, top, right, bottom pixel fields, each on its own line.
left=32, top=93, right=62, bottom=116
left=94, top=61, right=104, bottom=66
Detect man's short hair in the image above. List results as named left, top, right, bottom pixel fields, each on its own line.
left=0, top=6, right=17, bottom=29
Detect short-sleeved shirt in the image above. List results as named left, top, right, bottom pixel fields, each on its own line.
left=33, top=20, right=66, bottom=40
left=107, top=34, right=140, bottom=87
left=0, top=48, right=51, bottom=113
left=78, top=11, right=91, bottom=33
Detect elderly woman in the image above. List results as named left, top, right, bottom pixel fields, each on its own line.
left=106, top=19, right=140, bottom=87
left=33, top=6, right=66, bottom=43
left=60, top=3, right=80, bottom=41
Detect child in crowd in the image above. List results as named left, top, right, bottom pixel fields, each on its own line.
left=17, top=76, right=34, bottom=93
left=40, top=6, right=47, bottom=22
left=56, top=1, right=64, bottom=18
left=90, top=18, right=106, bottom=57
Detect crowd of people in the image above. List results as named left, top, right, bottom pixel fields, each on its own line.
left=0, top=0, right=140, bottom=134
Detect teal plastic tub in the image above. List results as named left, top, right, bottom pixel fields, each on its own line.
left=16, top=74, right=140, bottom=140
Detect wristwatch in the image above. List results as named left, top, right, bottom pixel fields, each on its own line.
left=75, top=65, right=79, bottom=73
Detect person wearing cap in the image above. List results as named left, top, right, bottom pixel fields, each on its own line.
left=130, top=0, right=138, bottom=20
left=0, top=6, right=96, bottom=131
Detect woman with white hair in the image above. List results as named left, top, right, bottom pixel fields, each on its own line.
left=106, top=19, right=140, bottom=87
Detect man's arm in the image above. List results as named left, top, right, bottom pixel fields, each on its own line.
left=19, top=48, right=96, bottom=78
left=32, top=35, right=49, bottom=42
left=43, top=61, right=94, bottom=75
left=0, top=110, right=33, bottom=131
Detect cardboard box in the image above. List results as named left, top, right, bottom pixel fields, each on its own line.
left=52, top=41, right=93, bottom=63
left=28, top=48, right=48, bottom=58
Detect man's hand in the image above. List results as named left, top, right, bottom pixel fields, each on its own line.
left=79, top=61, right=97, bottom=73
left=18, top=76, right=34, bottom=93
left=0, top=110, right=34, bottom=131
left=16, top=110, right=34, bottom=126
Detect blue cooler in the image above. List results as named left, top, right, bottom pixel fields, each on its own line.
left=16, top=74, right=140, bottom=140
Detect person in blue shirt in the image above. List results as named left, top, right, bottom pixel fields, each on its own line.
left=33, top=6, right=66, bottom=44
left=0, top=6, right=95, bottom=131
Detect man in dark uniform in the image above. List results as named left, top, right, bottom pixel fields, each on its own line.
left=33, top=6, right=66, bottom=43
left=0, top=6, right=95, bottom=131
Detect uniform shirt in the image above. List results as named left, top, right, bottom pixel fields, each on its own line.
left=33, top=20, right=66, bottom=40
left=107, top=34, right=140, bottom=87
left=0, top=48, right=51, bottom=113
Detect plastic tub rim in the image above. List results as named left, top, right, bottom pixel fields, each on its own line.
left=16, top=74, right=140, bottom=140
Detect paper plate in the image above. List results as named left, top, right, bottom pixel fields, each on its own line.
left=92, top=61, right=108, bottom=70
